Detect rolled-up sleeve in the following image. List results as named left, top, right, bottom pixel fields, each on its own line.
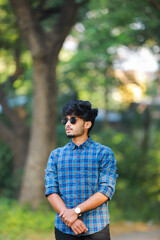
left=98, top=148, right=118, bottom=200
left=44, top=151, right=59, bottom=197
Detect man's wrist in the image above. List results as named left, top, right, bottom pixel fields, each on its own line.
left=74, top=207, right=82, bottom=216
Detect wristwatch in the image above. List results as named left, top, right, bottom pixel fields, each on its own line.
left=74, top=207, right=81, bottom=215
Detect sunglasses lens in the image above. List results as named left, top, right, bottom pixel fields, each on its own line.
left=70, top=117, right=76, bottom=124
left=61, top=117, right=77, bottom=125
left=61, top=118, right=67, bottom=125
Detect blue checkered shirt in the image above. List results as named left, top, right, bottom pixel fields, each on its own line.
left=45, top=137, right=118, bottom=235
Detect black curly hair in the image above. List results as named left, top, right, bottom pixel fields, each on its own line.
left=62, top=100, right=98, bottom=134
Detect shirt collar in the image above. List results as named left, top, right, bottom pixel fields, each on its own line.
left=69, top=136, right=92, bottom=149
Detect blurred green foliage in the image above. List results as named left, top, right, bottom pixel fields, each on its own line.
left=0, top=198, right=55, bottom=240
left=0, top=140, right=13, bottom=197
left=58, top=0, right=160, bottom=110
left=0, top=140, right=24, bottom=198
left=0, top=0, right=160, bottom=235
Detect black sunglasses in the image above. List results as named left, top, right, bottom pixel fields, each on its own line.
left=61, top=116, right=77, bottom=125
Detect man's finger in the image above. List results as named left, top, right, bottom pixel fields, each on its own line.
left=81, top=223, right=88, bottom=233
left=73, top=228, right=79, bottom=235
left=59, top=211, right=64, bottom=217
left=75, top=223, right=87, bottom=234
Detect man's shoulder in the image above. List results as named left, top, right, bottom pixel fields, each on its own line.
left=50, top=142, right=70, bottom=156
left=91, top=140, right=115, bottom=161
left=91, top=140, right=111, bottom=152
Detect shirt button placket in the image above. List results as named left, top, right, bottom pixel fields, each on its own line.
left=76, top=148, right=81, bottom=198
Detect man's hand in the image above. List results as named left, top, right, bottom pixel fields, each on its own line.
left=71, top=219, right=88, bottom=235
left=59, top=208, right=78, bottom=227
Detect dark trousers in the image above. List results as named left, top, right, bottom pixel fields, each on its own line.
left=55, top=224, right=111, bottom=240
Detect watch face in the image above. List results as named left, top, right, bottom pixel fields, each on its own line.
left=75, top=207, right=81, bottom=214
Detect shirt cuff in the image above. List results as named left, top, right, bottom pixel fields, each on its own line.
left=98, top=185, right=115, bottom=201
left=45, top=187, right=59, bottom=197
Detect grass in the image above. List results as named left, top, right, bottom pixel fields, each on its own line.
left=0, top=198, right=55, bottom=240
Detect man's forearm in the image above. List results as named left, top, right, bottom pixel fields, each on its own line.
left=47, top=193, right=88, bottom=233
left=59, top=192, right=108, bottom=226
left=47, top=193, right=67, bottom=214
left=77, top=192, right=108, bottom=213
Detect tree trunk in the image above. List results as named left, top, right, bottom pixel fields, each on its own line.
left=12, top=131, right=29, bottom=174
left=19, top=55, right=57, bottom=207
left=8, top=0, right=81, bottom=207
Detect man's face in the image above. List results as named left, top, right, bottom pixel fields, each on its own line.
left=63, top=115, right=86, bottom=138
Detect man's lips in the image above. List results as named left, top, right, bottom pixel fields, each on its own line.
left=66, top=128, right=72, bottom=132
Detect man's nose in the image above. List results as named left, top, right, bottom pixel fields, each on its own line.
left=66, top=119, right=71, bottom=126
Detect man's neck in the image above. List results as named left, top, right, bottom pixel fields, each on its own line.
left=72, top=135, right=89, bottom=146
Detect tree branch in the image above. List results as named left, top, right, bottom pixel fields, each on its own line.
left=35, top=5, right=61, bottom=21
left=9, top=0, right=46, bottom=57
left=147, top=0, right=160, bottom=9
left=50, top=0, right=80, bottom=54
left=36, top=0, right=47, bottom=10
left=7, top=47, right=23, bottom=86
left=37, top=6, right=61, bottom=21
left=36, top=1, right=89, bottom=23
left=77, top=0, right=89, bottom=7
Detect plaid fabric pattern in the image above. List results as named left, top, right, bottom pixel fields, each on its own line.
left=45, top=137, right=118, bottom=235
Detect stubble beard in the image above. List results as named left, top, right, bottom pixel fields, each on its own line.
left=66, top=122, right=85, bottom=139
left=66, top=129, right=85, bottom=139
left=66, top=134, right=76, bottom=138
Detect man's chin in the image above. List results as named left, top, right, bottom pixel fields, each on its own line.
left=66, top=134, right=75, bottom=138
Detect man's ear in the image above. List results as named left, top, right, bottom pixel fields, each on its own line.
left=85, top=121, right=92, bottom=130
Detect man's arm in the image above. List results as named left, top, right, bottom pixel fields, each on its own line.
left=47, top=193, right=88, bottom=235
left=47, top=193, right=78, bottom=225
left=60, top=192, right=108, bottom=226
left=47, top=193, right=67, bottom=214
left=77, top=192, right=108, bottom=212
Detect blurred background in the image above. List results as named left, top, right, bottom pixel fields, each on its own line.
left=0, top=0, right=159, bottom=239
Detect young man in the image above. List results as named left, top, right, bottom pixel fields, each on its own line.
left=45, top=100, right=118, bottom=240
